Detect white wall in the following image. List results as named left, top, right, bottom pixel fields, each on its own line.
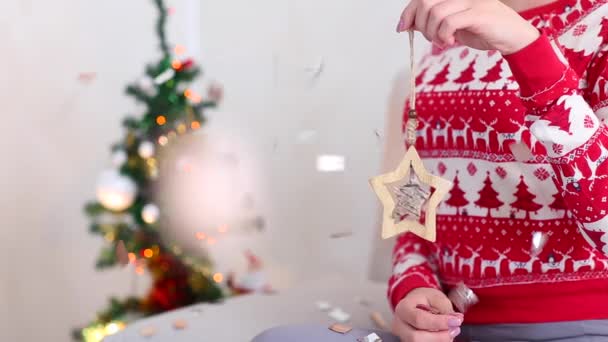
left=0, top=0, right=426, bottom=341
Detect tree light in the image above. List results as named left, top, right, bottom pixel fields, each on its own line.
left=172, top=60, right=182, bottom=70
left=174, top=45, right=186, bottom=56
left=191, top=121, right=201, bottom=130
left=213, top=273, right=224, bottom=283
left=143, top=249, right=154, bottom=258
left=156, top=115, right=166, bottom=125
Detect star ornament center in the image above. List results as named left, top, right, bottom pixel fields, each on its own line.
left=370, top=145, right=452, bottom=242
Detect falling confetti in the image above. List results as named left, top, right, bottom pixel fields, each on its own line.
left=316, top=301, right=331, bottom=312
left=77, top=72, right=97, bottom=84
left=139, top=326, right=157, bottom=337
left=296, top=130, right=318, bottom=144
left=173, top=319, right=188, bottom=330
left=510, top=142, right=534, bottom=162
left=358, top=332, right=383, bottom=342
left=329, top=323, right=353, bottom=334
left=330, top=231, right=354, bottom=239
left=531, top=231, right=548, bottom=256
left=328, top=308, right=351, bottom=323
left=317, top=155, right=346, bottom=172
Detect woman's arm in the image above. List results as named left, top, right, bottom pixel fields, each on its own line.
left=389, top=232, right=441, bottom=309
left=504, top=33, right=608, bottom=254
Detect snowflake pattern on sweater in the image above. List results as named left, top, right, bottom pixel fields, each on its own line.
left=389, top=0, right=608, bottom=324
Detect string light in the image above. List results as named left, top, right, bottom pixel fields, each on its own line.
left=213, top=273, right=224, bottom=283
left=173, top=245, right=183, bottom=255
left=172, top=60, right=183, bottom=70
left=158, top=136, right=168, bottom=146
left=128, top=253, right=136, bottom=263
left=191, top=121, right=201, bottom=130
left=135, top=266, right=145, bottom=275
left=104, top=231, right=115, bottom=242
left=143, top=248, right=154, bottom=258
left=177, top=123, right=187, bottom=134
left=196, top=232, right=206, bottom=240
left=174, top=45, right=186, bottom=56
left=156, top=115, right=166, bottom=125
left=184, top=89, right=202, bottom=103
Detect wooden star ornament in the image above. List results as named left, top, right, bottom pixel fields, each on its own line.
left=370, top=145, right=452, bottom=242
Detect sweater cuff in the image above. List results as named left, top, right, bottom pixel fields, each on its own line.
left=504, top=33, right=576, bottom=108
left=388, top=272, right=440, bottom=310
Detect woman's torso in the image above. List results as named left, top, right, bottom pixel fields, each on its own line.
left=403, top=0, right=608, bottom=323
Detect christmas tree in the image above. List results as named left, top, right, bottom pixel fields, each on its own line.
left=543, top=100, right=572, bottom=134
left=454, top=60, right=476, bottom=84
left=474, top=171, right=504, bottom=217
left=415, top=66, right=429, bottom=86
left=75, top=1, right=223, bottom=341
left=445, top=171, right=469, bottom=215
left=549, top=190, right=568, bottom=218
left=480, top=60, right=503, bottom=84
left=561, top=46, right=592, bottom=75
left=428, top=64, right=450, bottom=86
left=511, top=176, right=543, bottom=219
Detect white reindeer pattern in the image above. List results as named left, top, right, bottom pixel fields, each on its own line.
left=497, top=118, right=527, bottom=152
left=432, top=115, right=453, bottom=147
left=584, top=142, right=608, bottom=183
left=541, top=247, right=574, bottom=273
left=463, top=118, right=497, bottom=149
left=416, top=117, right=432, bottom=140
left=573, top=245, right=596, bottom=272
left=441, top=243, right=461, bottom=271
left=509, top=248, right=541, bottom=274
left=459, top=246, right=482, bottom=276
left=452, top=117, right=471, bottom=147
left=480, top=247, right=511, bottom=276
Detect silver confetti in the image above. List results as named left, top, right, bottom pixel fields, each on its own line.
left=531, top=231, right=548, bottom=256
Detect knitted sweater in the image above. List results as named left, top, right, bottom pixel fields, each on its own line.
left=389, top=0, right=608, bottom=324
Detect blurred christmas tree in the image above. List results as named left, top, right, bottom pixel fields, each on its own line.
left=74, top=1, right=224, bottom=341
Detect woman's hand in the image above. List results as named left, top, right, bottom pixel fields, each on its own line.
left=396, top=0, right=540, bottom=55
left=392, top=287, right=463, bottom=342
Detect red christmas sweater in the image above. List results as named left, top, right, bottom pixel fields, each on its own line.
left=389, top=0, right=608, bottom=324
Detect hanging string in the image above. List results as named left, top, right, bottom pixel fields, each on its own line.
left=409, top=30, right=416, bottom=111
left=406, top=30, right=418, bottom=147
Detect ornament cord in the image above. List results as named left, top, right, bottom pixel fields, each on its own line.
left=406, top=30, right=418, bottom=147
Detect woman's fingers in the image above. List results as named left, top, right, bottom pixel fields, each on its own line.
left=437, top=9, right=475, bottom=46
left=414, top=0, right=447, bottom=42
left=396, top=304, right=463, bottom=331
left=398, top=0, right=418, bottom=32
left=426, top=0, right=472, bottom=45
left=392, top=319, right=460, bottom=342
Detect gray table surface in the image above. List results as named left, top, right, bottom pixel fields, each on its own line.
left=105, top=275, right=395, bottom=342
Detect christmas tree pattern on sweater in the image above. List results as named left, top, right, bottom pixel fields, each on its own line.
left=389, top=0, right=608, bottom=324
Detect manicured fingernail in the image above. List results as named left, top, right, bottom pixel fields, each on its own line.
left=396, top=19, right=404, bottom=32
left=449, top=327, right=461, bottom=338
left=448, top=317, right=463, bottom=328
